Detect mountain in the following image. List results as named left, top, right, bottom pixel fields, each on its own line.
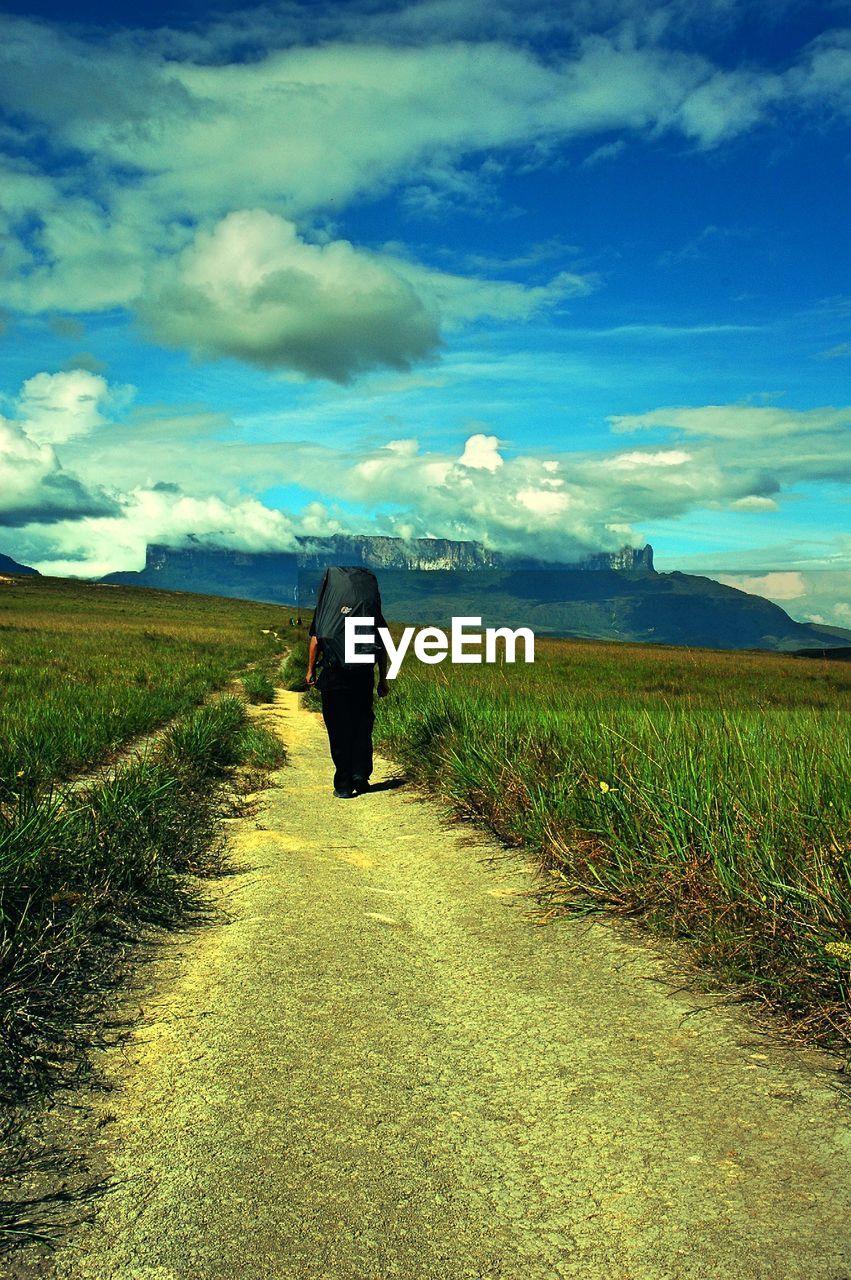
left=293, top=534, right=654, bottom=573
left=102, top=537, right=654, bottom=604
left=369, top=568, right=842, bottom=653
left=295, top=534, right=502, bottom=571
left=101, top=536, right=845, bottom=653
left=105, top=543, right=301, bottom=604
left=0, top=553, right=39, bottom=576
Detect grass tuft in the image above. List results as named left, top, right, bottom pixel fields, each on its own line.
left=237, top=724, right=288, bottom=771
left=156, top=696, right=248, bottom=778
left=241, top=670, right=277, bottom=704
left=280, top=637, right=310, bottom=692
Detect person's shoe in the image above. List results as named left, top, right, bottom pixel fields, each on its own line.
left=352, top=776, right=370, bottom=794
left=333, top=787, right=355, bottom=799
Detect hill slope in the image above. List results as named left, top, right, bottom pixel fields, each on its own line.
left=0, top=552, right=38, bottom=576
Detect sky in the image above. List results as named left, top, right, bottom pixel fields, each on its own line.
left=0, top=0, right=849, bottom=625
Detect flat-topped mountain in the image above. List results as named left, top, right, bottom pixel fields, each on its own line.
left=127, top=535, right=654, bottom=580
left=293, top=534, right=654, bottom=573
left=100, top=535, right=845, bottom=653
left=103, top=536, right=654, bottom=603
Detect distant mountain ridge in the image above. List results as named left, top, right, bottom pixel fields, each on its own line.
left=98, top=535, right=848, bottom=654
left=0, top=553, right=38, bottom=576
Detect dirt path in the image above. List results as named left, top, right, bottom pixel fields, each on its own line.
left=39, top=690, right=850, bottom=1279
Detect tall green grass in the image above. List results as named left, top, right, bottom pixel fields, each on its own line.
left=0, top=697, right=284, bottom=1105
left=0, top=576, right=287, bottom=798
left=241, top=670, right=277, bottom=704
left=375, top=638, right=851, bottom=1047
left=0, top=578, right=290, bottom=1106
left=280, top=634, right=310, bottom=691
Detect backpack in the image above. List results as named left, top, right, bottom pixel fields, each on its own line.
left=312, top=566, right=385, bottom=674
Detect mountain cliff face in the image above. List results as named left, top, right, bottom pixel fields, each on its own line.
left=295, top=535, right=653, bottom=572
left=294, top=535, right=504, bottom=571
left=106, top=537, right=654, bottom=601
left=108, top=544, right=301, bottom=604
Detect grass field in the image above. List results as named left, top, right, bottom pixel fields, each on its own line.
left=0, top=575, right=288, bottom=799
left=0, top=576, right=290, bottom=1117
left=372, top=636, right=851, bottom=1049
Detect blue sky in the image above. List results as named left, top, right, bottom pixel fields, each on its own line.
left=0, top=0, right=849, bottom=623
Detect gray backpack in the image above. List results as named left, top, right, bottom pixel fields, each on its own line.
left=312, top=566, right=385, bottom=672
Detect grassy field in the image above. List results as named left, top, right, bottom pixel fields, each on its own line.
left=372, top=636, right=851, bottom=1049
left=0, top=576, right=290, bottom=1121
left=0, top=575, right=289, bottom=799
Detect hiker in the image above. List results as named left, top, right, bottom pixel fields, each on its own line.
left=306, top=566, right=390, bottom=799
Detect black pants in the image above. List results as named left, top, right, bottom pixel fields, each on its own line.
left=320, top=684, right=375, bottom=792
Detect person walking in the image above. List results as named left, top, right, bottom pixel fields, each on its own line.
left=306, top=566, right=389, bottom=799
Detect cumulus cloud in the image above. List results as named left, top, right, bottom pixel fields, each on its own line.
left=4, top=366, right=850, bottom=589
left=458, top=433, right=504, bottom=471
left=27, top=491, right=305, bottom=579
left=136, top=210, right=589, bottom=380
left=1, top=7, right=847, bottom=374
left=0, top=371, right=121, bottom=526
left=263, top=433, right=649, bottom=558
left=17, top=370, right=114, bottom=445
left=140, top=211, right=440, bottom=381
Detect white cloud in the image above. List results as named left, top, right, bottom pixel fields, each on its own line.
left=714, top=570, right=806, bottom=601
left=791, top=30, right=851, bottom=117
left=140, top=211, right=440, bottom=382
left=673, top=66, right=784, bottom=146
left=611, top=402, right=851, bottom=441
left=610, top=402, right=851, bottom=486
left=0, top=417, right=117, bottom=528
left=25, top=492, right=304, bottom=579
left=730, top=495, right=779, bottom=511
left=4, top=366, right=850, bottom=589
left=137, top=210, right=588, bottom=379
left=0, top=368, right=130, bottom=526
left=707, top=569, right=851, bottom=628
left=582, top=138, right=626, bottom=166
left=609, top=448, right=692, bottom=470
left=458, top=433, right=504, bottom=471
left=17, top=370, right=114, bottom=445
left=0, top=9, right=845, bottom=377
left=394, top=260, right=594, bottom=327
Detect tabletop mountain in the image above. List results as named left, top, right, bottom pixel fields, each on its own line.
left=101, top=536, right=844, bottom=654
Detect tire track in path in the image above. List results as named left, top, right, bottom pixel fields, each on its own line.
left=42, top=690, right=851, bottom=1279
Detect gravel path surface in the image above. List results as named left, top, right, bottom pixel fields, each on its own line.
left=42, top=690, right=850, bottom=1280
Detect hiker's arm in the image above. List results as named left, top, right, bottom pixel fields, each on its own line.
left=306, top=635, right=319, bottom=686
left=376, top=645, right=389, bottom=697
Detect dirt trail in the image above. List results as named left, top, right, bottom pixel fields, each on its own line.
left=40, top=690, right=850, bottom=1279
